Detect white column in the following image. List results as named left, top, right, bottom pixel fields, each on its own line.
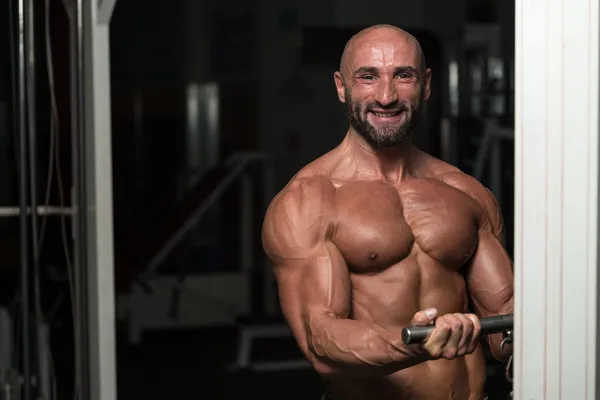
left=84, top=1, right=117, bottom=399
left=514, top=0, right=599, bottom=399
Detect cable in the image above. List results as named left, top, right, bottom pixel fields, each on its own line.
left=43, top=0, right=78, bottom=398
left=48, top=343, right=57, bottom=400
left=24, top=0, right=44, bottom=397
left=71, top=0, right=86, bottom=397
left=7, top=0, right=23, bottom=380
left=8, top=1, right=60, bottom=398
left=8, top=0, right=20, bottom=173
left=37, top=24, right=56, bottom=254
left=16, top=0, right=31, bottom=397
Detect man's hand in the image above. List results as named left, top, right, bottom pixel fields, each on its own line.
left=410, top=308, right=481, bottom=360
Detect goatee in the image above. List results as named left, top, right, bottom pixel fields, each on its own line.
left=344, top=88, right=423, bottom=148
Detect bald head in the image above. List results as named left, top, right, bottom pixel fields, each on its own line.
left=339, top=24, right=426, bottom=79
left=333, top=24, right=431, bottom=148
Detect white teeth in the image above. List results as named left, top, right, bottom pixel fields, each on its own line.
left=373, top=112, right=399, bottom=117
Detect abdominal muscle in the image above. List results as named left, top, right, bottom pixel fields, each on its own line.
left=328, top=348, right=486, bottom=400
left=325, top=261, right=487, bottom=400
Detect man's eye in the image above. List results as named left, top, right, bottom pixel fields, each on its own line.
left=362, top=75, right=376, bottom=80
left=396, top=73, right=412, bottom=79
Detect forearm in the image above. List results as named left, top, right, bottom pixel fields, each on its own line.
left=307, top=315, right=427, bottom=379
left=480, top=301, right=513, bottom=362
left=488, top=328, right=513, bottom=363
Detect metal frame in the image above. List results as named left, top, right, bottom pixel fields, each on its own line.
left=142, top=152, right=273, bottom=276
left=8, top=1, right=117, bottom=398
left=15, top=0, right=31, bottom=397
left=96, top=0, right=117, bottom=24
left=514, top=0, right=599, bottom=398
left=0, top=206, right=73, bottom=217
left=79, top=1, right=117, bottom=399
left=230, top=324, right=310, bottom=372
left=472, top=119, right=514, bottom=208
left=127, top=273, right=252, bottom=344
left=262, top=165, right=276, bottom=315
left=0, top=308, right=14, bottom=398
left=240, top=172, right=253, bottom=272
left=126, top=152, right=276, bottom=344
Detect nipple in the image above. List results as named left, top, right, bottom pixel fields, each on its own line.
left=368, top=251, right=378, bottom=261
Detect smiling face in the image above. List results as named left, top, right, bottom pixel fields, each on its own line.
left=334, top=26, right=431, bottom=147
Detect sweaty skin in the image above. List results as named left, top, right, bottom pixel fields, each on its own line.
left=262, top=25, right=513, bottom=400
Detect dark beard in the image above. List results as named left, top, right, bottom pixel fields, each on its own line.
left=345, top=88, right=422, bottom=148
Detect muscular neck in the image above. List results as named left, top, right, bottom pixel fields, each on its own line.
left=344, top=129, right=416, bottom=182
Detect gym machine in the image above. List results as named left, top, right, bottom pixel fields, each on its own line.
left=442, top=23, right=514, bottom=209
left=4, top=0, right=118, bottom=399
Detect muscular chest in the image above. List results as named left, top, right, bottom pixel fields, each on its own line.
left=331, top=179, right=480, bottom=272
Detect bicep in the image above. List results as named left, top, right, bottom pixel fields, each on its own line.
left=273, top=241, right=352, bottom=353
left=446, top=173, right=513, bottom=315
left=261, top=178, right=350, bottom=354
left=465, top=230, right=514, bottom=317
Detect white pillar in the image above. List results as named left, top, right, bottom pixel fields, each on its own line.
left=84, top=1, right=117, bottom=399
left=514, top=0, right=599, bottom=399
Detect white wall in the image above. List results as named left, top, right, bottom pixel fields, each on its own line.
left=514, top=0, right=599, bottom=397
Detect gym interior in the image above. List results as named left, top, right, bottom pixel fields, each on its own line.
left=0, top=0, right=543, bottom=399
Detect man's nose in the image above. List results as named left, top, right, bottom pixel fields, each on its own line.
left=375, top=80, right=398, bottom=107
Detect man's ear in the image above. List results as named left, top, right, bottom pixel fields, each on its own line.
left=423, top=68, right=432, bottom=101
left=334, top=71, right=346, bottom=103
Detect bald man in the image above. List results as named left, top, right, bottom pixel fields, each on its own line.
left=261, top=25, right=514, bottom=400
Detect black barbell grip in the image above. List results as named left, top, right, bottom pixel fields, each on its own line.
left=401, top=313, right=513, bottom=345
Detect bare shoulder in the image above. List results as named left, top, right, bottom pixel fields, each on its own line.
left=262, top=146, right=340, bottom=250
left=267, top=174, right=335, bottom=220
left=412, top=148, right=461, bottom=177
left=439, top=169, right=504, bottom=237
left=262, top=173, right=335, bottom=263
left=265, top=147, right=339, bottom=219
left=417, top=152, right=504, bottom=236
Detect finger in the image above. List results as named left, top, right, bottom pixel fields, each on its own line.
left=465, top=314, right=481, bottom=352
left=424, top=320, right=451, bottom=358
left=441, top=315, right=463, bottom=359
left=410, top=308, right=438, bottom=326
left=455, top=314, right=474, bottom=354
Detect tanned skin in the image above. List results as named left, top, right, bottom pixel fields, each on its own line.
left=262, top=25, right=514, bottom=400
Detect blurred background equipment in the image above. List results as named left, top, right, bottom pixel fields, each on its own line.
left=2, top=0, right=118, bottom=398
